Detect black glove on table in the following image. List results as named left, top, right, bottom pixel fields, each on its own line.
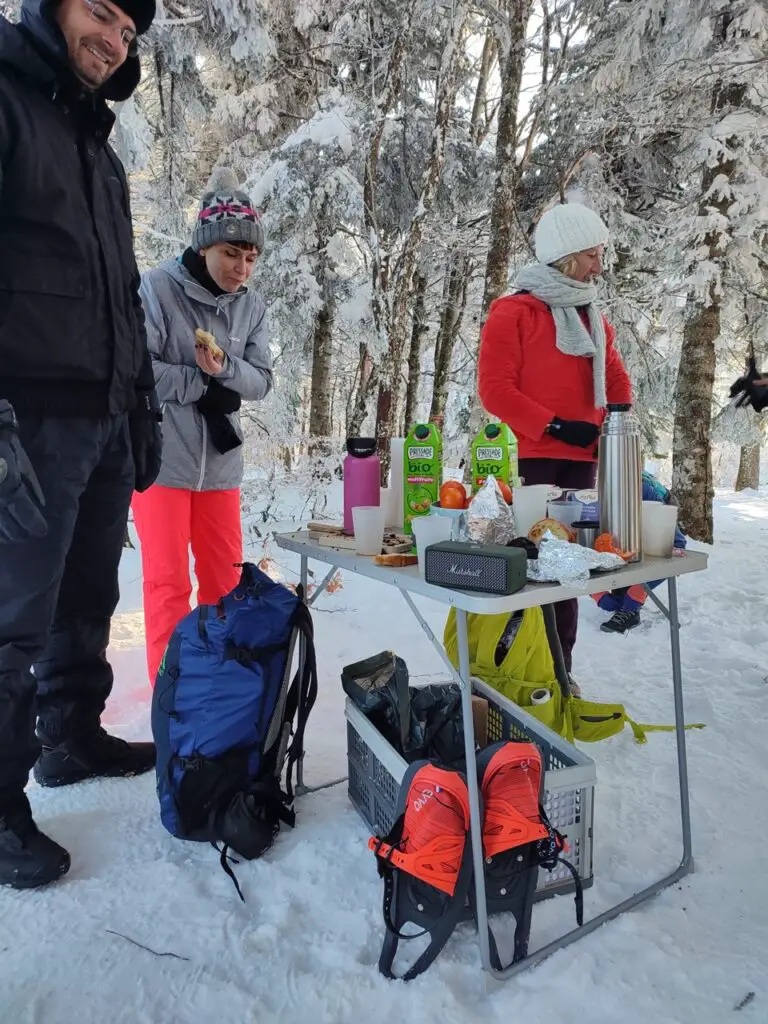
left=196, top=379, right=242, bottom=455
left=130, top=390, right=163, bottom=493
left=546, top=418, right=600, bottom=448
left=0, top=399, right=48, bottom=542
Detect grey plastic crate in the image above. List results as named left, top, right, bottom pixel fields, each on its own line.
left=346, top=676, right=595, bottom=900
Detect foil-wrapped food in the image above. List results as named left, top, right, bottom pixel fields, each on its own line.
left=527, top=532, right=625, bottom=585
left=466, top=475, right=517, bottom=546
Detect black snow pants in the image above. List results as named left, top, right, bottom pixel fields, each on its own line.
left=0, top=414, right=134, bottom=800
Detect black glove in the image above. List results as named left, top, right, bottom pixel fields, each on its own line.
left=0, top=399, right=48, bottom=542
left=547, top=417, right=600, bottom=448
left=738, top=385, right=768, bottom=412
left=196, top=378, right=242, bottom=416
left=730, top=359, right=768, bottom=412
left=729, top=357, right=760, bottom=399
left=129, top=390, right=163, bottom=493
left=196, top=379, right=242, bottom=455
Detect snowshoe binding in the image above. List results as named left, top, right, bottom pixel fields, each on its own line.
left=368, top=761, right=473, bottom=981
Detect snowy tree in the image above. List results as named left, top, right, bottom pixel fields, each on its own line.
left=555, top=0, right=768, bottom=540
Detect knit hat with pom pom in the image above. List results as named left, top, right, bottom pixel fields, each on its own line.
left=192, top=167, right=264, bottom=252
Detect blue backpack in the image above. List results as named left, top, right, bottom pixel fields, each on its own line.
left=151, top=563, right=317, bottom=898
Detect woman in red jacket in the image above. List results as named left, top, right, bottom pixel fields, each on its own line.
left=478, top=202, right=632, bottom=676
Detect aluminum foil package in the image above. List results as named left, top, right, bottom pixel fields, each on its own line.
left=527, top=533, right=626, bottom=585
left=466, top=475, right=516, bottom=546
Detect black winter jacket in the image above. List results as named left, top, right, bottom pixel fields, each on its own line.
left=0, top=0, right=153, bottom=417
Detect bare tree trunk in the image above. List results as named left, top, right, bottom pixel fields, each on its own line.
left=309, top=298, right=334, bottom=437
left=466, top=0, right=533, bottom=440
left=375, top=2, right=470, bottom=481
left=735, top=442, right=760, bottom=491
left=347, top=344, right=377, bottom=437
left=479, top=0, right=532, bottom=324
left=672, top=59, right=745, bottom=542
left=672, top=301, right=718, bottom=541
left=469, top=31, right=496, bottom=145
left=403, top=271, right=429, bottom=432
left=430, top=249, right=471, bottom=422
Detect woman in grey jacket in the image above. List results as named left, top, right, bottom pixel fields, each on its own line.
left=132, top=169, right=273, bottom=683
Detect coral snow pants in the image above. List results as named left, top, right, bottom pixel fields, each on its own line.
left=131, top=485, right=243, bottom=684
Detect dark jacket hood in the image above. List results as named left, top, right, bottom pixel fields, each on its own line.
left=4, top=0, right=142, bottom=102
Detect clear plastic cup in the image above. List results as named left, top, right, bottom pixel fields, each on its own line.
left=547, top=500, right=580, bottom=531
left=642, top=501, right=678, bottom=557
left=512, top=484, right=551, bottom=539
left=411, top=514, right=453, bottom=576
left=352, top=505, right=387, bottom=556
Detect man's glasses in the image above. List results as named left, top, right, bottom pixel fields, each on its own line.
left=82, top=0, right=138, bottom=55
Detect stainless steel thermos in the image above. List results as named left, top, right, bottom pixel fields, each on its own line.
left=597, top=404, right=642, bottom=562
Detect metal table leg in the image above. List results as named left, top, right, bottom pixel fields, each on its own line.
left=400, top=576, right=695, bottom=979
left=295, top=554, right=309, bottom=792
left=455, top=608, right=494, bottom=973
left=487, top=574, right=695, bottom=979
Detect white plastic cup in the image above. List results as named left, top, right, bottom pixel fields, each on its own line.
left=387, top=439, right=405, bottom=530
left=430, top=504, right=465, bottom=541
left=547, top=500, right=579, bottom=531
left=379, top=487, right=397, bottom=529
left=512, top=484, right=551, bottom=539
left=642, top=501, right=678, bottom=557
left=352, top=505, right=387, bottom=556
left=411, top=514, right=453, bottom=576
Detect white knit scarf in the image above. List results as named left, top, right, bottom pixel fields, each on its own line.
left=514, top=263, right=607, bottom=408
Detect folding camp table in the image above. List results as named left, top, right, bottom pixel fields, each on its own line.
left=274, top=530, right=708, bottom=979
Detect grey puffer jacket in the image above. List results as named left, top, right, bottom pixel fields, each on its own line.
left=139, top=259, right=272, bottom=491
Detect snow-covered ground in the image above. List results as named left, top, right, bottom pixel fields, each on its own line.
left=3, top=493, right=767, bottom=1024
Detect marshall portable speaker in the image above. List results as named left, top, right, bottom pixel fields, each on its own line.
left=423, top=541, right=528, bottom=595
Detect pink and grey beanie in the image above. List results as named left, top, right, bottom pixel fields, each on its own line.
left=192, top=168, right=264, bottom=252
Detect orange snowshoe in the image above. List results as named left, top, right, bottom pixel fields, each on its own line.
left=368, top=761, right=473, bottom=980
left=473, top=741, right=584, bottom=970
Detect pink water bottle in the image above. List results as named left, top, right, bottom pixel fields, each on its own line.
left=343, top=438, right=381, bottom=533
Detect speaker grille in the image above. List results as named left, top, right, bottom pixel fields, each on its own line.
left=425, top=548, right=508, bottom=593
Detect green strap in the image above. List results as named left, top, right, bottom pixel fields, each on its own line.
left=626, top=717, right=707, bottom=744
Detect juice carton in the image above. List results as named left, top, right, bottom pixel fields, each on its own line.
left=403, top=422, right=443, bottom=536
left=471, top=422, right=519, bottom=493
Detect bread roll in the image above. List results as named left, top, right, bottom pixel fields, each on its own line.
left=195, top=328, right=225, bottom=362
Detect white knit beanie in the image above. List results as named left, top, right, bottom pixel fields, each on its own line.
left=534, top=203, right=609, bottom=265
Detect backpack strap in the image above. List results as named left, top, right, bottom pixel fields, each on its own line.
left=283, top=602, right=319, bottom=801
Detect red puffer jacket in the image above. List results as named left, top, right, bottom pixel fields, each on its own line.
left=478, top=293, right=632, bottom=462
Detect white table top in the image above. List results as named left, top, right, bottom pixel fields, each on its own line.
left=274, top=531, right=708, bottom=615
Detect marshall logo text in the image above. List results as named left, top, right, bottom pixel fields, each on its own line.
left=448, top=562, right=483, bottom=579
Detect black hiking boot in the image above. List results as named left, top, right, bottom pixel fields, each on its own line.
left=33, top=728, right=156, bottom=788
left=0, top=793, right=70, bottom=889
left=600, top=609, right=641, bottom=634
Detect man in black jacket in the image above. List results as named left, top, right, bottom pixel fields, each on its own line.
left=0, top=0, right=162, bottom=889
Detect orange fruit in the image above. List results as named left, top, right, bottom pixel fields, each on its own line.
left=439, top=486, right=466, bottom=510
left=439, top=481, right=466, bottom=506
left=497, top=480, right=513, bottom=504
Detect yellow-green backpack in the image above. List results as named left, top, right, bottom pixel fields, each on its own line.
left=444, top=607, right=704, bottom=744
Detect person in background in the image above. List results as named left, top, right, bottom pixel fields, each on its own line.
left=729, top=358, right=768, bottom=412
left=0, top=0, right=161, bottom=890
left=592, top=471, right=687, bottom=634
left=478, top=202, right=633, bottom=682
left=132, top=169, right=273, bottom=685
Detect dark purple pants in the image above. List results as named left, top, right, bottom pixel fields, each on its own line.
left=518, top=458, right=597, bottom=673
